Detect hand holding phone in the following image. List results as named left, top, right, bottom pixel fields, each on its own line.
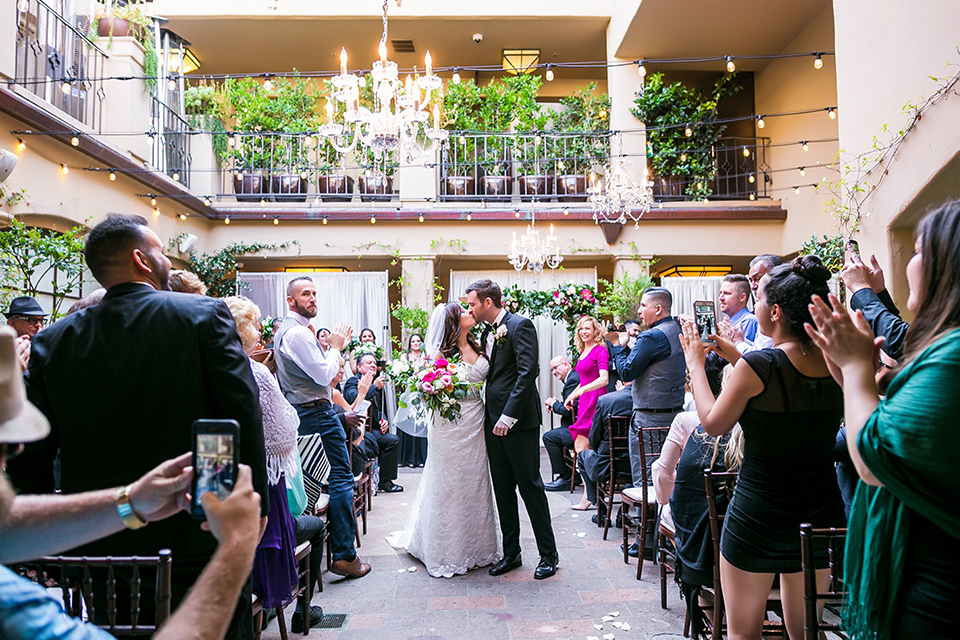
left=191, top=419, right=240, bottom=521
left=693, top=301, right=718, bottom=345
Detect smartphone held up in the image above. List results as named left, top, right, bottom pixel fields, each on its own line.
left=190, top=419, right=240, bottom=520
left=693, top=301, right=718, bottom=345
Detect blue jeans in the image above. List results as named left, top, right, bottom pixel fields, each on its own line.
left=296, top=403, right=357, bottom=562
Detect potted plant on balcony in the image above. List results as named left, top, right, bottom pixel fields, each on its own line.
left=440, top=79, right=483, bottom=199
left=630, top=72, right=740, bottom=200
left=357, top=147, right=398, bottom=202
left=185, top=84, right=230, bottom=166
left=553, top=82, right=611, bottom=201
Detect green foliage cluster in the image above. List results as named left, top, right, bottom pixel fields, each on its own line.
left=553, top=81, right=611, bottom=175
left=502, top=282, right=601, bottom=356
left=390, top=304, right=430, bottom=337
left=799, top=234, right=845, bottom=275
left=90, top=2, right=157, bottom=95
left=184, top=85, right=230, bottom=165
left=0, top=218, right=87, bottom=319
left=597, top=271, right=654, bottom=323
left=0, top=182, right=27, bottom=208
left=631, top=72, right=741, bottom=199
left=180, top=240, right=297, bottom=298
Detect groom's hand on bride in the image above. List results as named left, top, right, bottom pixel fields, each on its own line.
left=493, top=420, right=510, bottom=436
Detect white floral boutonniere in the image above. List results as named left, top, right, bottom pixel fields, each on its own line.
left=495, top=324, right=509, bottom=345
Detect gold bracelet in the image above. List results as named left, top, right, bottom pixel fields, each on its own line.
left=115, top=485, right=148, bottom=530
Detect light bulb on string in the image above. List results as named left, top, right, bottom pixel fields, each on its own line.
left=61, top=81, right=71, bottom=94
left=172, top=171, right=180, bottom=181
left=17, top=0, right=29, bottom=12
left=70, top=135, right=79, bottom=146
left=224, top=216, right=230, bottom=225
left=725, top=56, right=736, bottom=73
left=235, top=170, right=242, bottom=180
left=466, top=213, right=472, bottom=221
left=748, top=174, right=756, bottom=184
left=742, top=146, right=750, bottom=157
left=814, top=53, right=823, bottom=69
left=563, top=208, right=569, bottom=216
left=300, top=170, right=308, bottom=180
left=60, top=163, right=69, bottom=175
left=749, top=193, right=756, bottom=201
left=273, top=217, right=279, bottom=225
left=322, top=216, right=328, bottom=225
left=459, top=135, right=466, bottom=146
left=109, top=171, right=116, bottom=181
left=637, top=60, right=646, bottom=77
left=204, top=197, right=211, bottom=206
left=146, top=133, right=154, bottom=146
left=167, top=77, right=177, bottom=92
left=179, top=213, right=187, bottom=221
left=757, top=115, right=765, bottom=129
left=150, top=197, right=157, bottom=206
left=827, top=107, right=836, bottom=120
left=802, top=141, right=809, bottom=152
left=16, top=138, right=25, bottom=152
left=680, top=153, right=686, bottom=162
left=263, top=75, right=274, bottom=92
left=418, top=214, right=424, bottom=223
left=545, top=64, right=555, bottom=82
left=153, top=207, right=160, bottom=217
left=684, top=125, right=692, bottom=137
left=452, top=68, right=461, bottom=84
left=260, top=198, right=266, bottom=206
left=370, top=215, right=376, bottom=224
left=515, top=211, right=520, bottom=219
left=227, top=134, right=235, bottom=148
left=799, top=167, right=806, bottom=177
left=794, top=186, right=801, bottom=194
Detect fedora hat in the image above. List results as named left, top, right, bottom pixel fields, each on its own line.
left=0, top=325, right=49, bottom=444
left=5, top=296, right=47, bottom=318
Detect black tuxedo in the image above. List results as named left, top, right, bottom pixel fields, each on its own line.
left=12, top=282, right=268, bottom=640
left=343, top=373, right=399, bottom=485
left=543, top=370, right=580, bottom=479
left=482, top=310, right=557, bottom=559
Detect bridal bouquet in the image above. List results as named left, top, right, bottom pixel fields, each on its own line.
left=390, top=356, right=478, bottom=422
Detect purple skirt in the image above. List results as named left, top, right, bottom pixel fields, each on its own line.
left=252, top=475, right=299, bottom=609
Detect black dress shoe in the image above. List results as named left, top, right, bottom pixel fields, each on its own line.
left=261, top=608, right=277, bottom=632
left=290, top=605, right=323, bottom=633
left=488, top=555, right=522, bottom=576
left=544, top=477, right=571, bottom=492
left=378, top=481, right=403, bottom=493
left=534, top=554, right=559, bottom=580
left=621, top=541, right=640, bottom=558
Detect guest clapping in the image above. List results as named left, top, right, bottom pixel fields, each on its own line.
left=344, top=354, right=402, bottom=493
left=807, top=201, right=960, bottom=640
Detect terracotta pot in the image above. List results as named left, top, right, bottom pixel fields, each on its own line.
left=358, top=175, right=393, bottom=202
left=270, top=175, right=308, bottom=202
left=233, top=172, right=266, bottom=203
left=556, top=175, right=588, bottom=202
left=481, top=175, right=512, bottom=200
left=653, top=175, right=684, bottom=198
left=442, top=176, right=476, bottom=199
left=97, top=17, right=130, bottom=38
left=317, top=175, right=354, bottom=202
left=518, top=175, right=552, bottom=201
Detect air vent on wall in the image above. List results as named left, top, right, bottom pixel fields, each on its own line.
left=391, top=39, right=416, bottom=53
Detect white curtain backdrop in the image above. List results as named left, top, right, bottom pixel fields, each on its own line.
left=449, top=268, right=597, bottom=436
left=236, top=271, right=396, bottom=420
left=661, top=276, right=725, bottom=319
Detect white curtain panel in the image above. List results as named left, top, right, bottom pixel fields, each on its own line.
left=449, top=268, right=597, bottom=436
left=660, top=276, right=726, bottom=320
left=236, top=271, right=396, bottom=421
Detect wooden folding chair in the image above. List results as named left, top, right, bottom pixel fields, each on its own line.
left=621, top=423, right=671, bottom=577
left=594, top=415, right=634, bottom=540
left=800, top=523, right=847, bottom=640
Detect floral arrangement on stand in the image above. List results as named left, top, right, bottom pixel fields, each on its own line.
left=260, top=316, right=278, bottom=345
left=346, top=338, right=385, bottom=361
left=387, top=356, right=480, bottom=421
left=501, top=283, right=600, bottom=357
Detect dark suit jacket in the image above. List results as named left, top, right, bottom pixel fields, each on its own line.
left=587, top=388, right=634, bottom=475
left=343, top=374, right=383, bottom=426
left=13, top=282, right=268, bottom=563
left=484, top=310, right=542, bottom=431
left=849, top=287, right=908, bottom=360
left=551, top=371, right=580, bottom=430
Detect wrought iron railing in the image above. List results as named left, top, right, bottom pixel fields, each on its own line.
left=219, top=132, right=390, bottom=203
left=14, top=0, right=107, bottom=132
left=650, top=136, right=770, bottom=201
left=437, top=131, right=614, bottom=202
left=150, top=98, right=192, bottom=188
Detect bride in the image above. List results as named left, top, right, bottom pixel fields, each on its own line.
left=387, top=302, right=502, bottom=577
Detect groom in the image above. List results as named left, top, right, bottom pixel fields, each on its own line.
left=466, top=279, right=559, bottom=580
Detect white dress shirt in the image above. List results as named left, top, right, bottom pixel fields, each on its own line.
left=276, top=311, right=341, bottom=388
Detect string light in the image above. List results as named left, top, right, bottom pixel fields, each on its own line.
left=814, top=53, right=823, bottom=69
left=146, top=132, right=154, bottom=146
left=418, top=214, right=424, bottom=223
left=680, top=153, right=686, bottom=162
left=827, top=107, right=836, bottom=120
left=15, top=138, right=25, bottom=152
left=227, top=134, right=235, bottom=148
left=322, top=216, right=328, bottom=224
left=794, top=186, right=801, bottom=194
left=150, top=197, right=157, bottom=205
left=799, top=167, right=806, bottom=176
left=466, top=213, right=472, bottom=221
left=452, top=68, right=461, bottom=84
left=70, top=135, right=79, bottom=146
left=59, top=163, right=68, bottom=175
left=61, top=81, right=71, bottom=94
left=109, top=171, right=116, bottom=181
left=545, top=64, right=555, bottom=82
left=172, top=171, right=180, bottom=181
left=563, top=207, right=569, bottom=216
left=314, top=197, right=321, bottom=204
left=801, top=141, right=809, bottom=152
left=749, top=193, right=755, bottom=201
left=167, top=76, right=177, bottom=92
left=756, top=115, right=765, bottom=129
left=224, top=216, right=230, bottom=225
left=300, top=170, right=308, bottom=179
left=725, top=56, right=736, bottom=73
left=17, top=0, right=28, bottom=11
left=370, top=215, right=376, bottom=224
left=748, top=174, right=755, bottom=184
left=459, top=135, right=466, bottom=146
left=153, top=207, right=160, bottom=217
left=684, top=125, right=693, bottom=137
left=179, top=213, right=187, bottom=221
left=515, top=211, right=521, bottom=218
left=203, top=197, right=211, bottom=206
left=260, top=198, right=266, bottom=206
left=263, top=74, right=274, bottom=92
left=742, top=145, right=750, bottom=157
left=273, top=217, right=279, bottom=225
left=637, top=59, right=646, bottom=77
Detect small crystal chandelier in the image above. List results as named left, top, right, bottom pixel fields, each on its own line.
left=321, top=0, right=448, bottom=164
left=588, top=158, right=654, bottom=227
left=508, top=209, right=563, bottom=274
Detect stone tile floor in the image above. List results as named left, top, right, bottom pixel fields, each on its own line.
left=262, top=451, right=689, bottom=640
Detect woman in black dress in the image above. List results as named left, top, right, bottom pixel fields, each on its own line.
left=679, top=256, right=846, bottom=640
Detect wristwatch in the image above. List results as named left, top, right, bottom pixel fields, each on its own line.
left=115, top=485, right=148, bottom=530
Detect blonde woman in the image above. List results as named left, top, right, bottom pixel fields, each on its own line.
left=564, top=316, right=609, bottom=452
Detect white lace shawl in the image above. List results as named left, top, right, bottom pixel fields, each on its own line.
left=250, top=359, right=301, bottom=485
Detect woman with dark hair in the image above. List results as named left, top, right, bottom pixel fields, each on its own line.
left=387, top=303, right=501, bottom=577
left=397, top=333, right=428, bottom=467
left=808, top=201, right=960, bottom=640
left=679, top=255, right=846, bottom=640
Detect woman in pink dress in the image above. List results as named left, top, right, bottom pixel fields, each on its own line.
left=564, top=315, right=609, bottom=509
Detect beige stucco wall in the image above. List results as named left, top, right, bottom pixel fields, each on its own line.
left=833, top=0, right=960, bottom=308
left=753, top=6, right=838, bottom=257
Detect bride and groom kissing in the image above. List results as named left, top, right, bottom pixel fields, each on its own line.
left=388, top=279, right=559, bottom=579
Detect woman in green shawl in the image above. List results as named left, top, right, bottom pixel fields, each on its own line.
left=806, top=200, right=960, bottom=640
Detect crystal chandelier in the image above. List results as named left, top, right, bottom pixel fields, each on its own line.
left=320, top=0, right=448, bottom=164
left=508, top=210, right=563, bottom=274
left=588, top=158, right=654, bottom=227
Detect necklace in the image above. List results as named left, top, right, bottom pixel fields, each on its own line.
left=777, top=340, right=807, bottom=356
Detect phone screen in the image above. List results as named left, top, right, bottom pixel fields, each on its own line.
left=357, top=399, right=372, bottom=415
left=191, top=420, right=239, bottom=519
left=847, top=239, right=860, bottom=256
left=694, top=302, right=717, bottom=343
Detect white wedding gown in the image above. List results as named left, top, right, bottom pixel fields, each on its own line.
left=387, top=357, right=503, bottom=577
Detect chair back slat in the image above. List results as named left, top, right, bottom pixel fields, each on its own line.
left=704, top=469, right=739, bottom=640
left=637, top=425, right=671, bottom=488
left=130, top=563, right=141, bottom=628
left=106, top=561, right=117, bottom=628
left=82, top=563, right=95, bottom=624
left=800, top=523, right=847, bottom=640
left=156, top=549, right=172, bottom=626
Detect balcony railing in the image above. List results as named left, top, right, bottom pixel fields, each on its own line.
left=651, top=136, right=770, bottom=201
left=151, top=98, right=192, bottom=188
left=437, top=131, right=613, bottom=203
left=14, top=0, right=107, bottom=132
